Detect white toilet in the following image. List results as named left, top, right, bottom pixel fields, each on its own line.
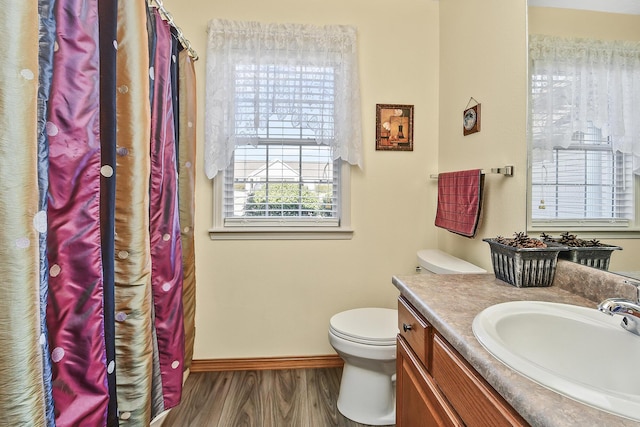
left=328, top=249, right=485, bottom=425
left=329, top=307, right=398, bottom=425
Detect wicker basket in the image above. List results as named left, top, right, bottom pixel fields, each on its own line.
left=553, top=244, right=622, bottom=271
left=483, top=238, right=568, bottom=288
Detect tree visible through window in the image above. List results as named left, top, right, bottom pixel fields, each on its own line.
left=227, top=140, right=338, bottom=221
left=244, top=183, right=332, bottom=217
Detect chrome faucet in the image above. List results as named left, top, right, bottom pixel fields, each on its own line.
left=598, top=298, right=640, bottom=336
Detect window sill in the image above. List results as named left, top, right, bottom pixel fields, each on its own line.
left=527, top=225, right=640, bottom=239
left=208, top=227, right=354, bottom=241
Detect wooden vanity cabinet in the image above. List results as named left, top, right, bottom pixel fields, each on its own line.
left=397, top=296, right=529, bottom=427
left=397, top=336, right=464, bottom=427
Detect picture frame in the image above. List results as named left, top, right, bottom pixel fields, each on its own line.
left=376, top=104, right=414, bottom=151
left=463, top=104, right=481, bottom=136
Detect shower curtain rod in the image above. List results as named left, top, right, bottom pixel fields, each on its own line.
left=150, top=0, right=199, bottom=60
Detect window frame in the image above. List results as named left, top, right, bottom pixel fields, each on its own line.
left=527, top=145, right=640, bottom=236
left=205, top=21, right=362, bottom=240
left=529, top=130, right=638, bottom=227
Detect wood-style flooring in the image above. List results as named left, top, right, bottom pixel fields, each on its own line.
left=161, top=368, right=395, bottom=427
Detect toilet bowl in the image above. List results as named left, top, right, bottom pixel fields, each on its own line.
left=328, top=250, right=485, bottom=425
left=328, top=308, right=398, bottom=425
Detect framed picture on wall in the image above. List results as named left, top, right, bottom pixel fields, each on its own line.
left=375, top=104, right=414, bottom=151
left=463, top=104, right=481, bottom=136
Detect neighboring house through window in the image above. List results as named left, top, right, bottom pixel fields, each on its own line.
left=204, top=20, right=362, bottom=239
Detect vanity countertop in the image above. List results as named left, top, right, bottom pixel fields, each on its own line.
left=392, top=261, right=640, bottom=427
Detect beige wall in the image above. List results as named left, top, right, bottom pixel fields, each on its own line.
left=528, top=7, right=640, bottom=272
left=438, top=0, right=529, bottom=269
left=164, top=0, right=440, bottom=358
left=163, top=0, right=635, bottom=360
left=529, top=7, right=640, bottom=40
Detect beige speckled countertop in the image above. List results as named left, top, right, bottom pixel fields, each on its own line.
left=392, top=260, right=640, bottom=427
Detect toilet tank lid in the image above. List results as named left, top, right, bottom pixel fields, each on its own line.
left=417, top=249, right=487, bottom=274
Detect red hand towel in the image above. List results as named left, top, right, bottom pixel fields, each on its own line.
left=434, top=169, right=484, bottom=237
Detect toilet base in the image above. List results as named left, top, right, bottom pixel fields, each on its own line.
left=336, top=362, right=396, bottom=425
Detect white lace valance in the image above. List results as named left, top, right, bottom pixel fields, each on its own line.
left=529, top=34, right=640, bottom=173
left=529, top=35, right=640, bottom=64
left=204, top=19, right=363, bottom=179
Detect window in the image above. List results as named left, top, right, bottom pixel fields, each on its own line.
left=530, top=122, right=635, bottom=227
left=205, top=20, right=361, bottom=239
left=528, top=35, right=640, bottom=232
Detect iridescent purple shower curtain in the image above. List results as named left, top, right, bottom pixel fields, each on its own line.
left=113, top=0, right=154, bottom=424
left=148, top=7, right=184, bottom=414
left=178, top=48, right=197, bottom=373
left=0, top=1, right=197, bottom=426
left=37, top=0, right=58, bottom=424
left=47, top=1, right=111, bottom=425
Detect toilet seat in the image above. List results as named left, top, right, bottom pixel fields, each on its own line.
left=329, top=308, right=397, bottom=346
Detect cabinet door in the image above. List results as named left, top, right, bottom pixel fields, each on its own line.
left=431, top=334, right=528, bottom=427
left=397, top=337, right=463, bottom=427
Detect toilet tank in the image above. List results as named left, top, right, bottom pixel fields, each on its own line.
left=417, top=249, right=487, bottom=274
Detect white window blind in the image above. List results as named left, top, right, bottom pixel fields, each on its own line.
left=234, top=64, right=335, bottom=141
left=223, top=61, right=341, bottom=226
left=531, top=127, right=635, bottom=226
left=225, top=142, right=340, bottom=225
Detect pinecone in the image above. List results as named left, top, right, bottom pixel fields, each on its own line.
left=539, top=232, right=554, bottom=242
left=496, top=232, right=547, bottom=248
left=586, top=239, right=601, bottom=247
left=555, top=232, right=603, bottom=247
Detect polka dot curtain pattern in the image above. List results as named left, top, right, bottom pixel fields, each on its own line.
left=0, top=1, right=198, bottom=426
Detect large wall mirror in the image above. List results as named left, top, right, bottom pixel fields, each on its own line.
left=527, top=0, right=640, bottom=279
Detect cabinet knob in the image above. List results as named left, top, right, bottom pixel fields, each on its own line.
left=403, top=323, right=412, bottom=332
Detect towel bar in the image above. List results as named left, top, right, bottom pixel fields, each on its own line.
left=430, top=165, right=513, bottom=179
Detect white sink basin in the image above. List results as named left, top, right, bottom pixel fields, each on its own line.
left=472, top=300, right=640, bottom=421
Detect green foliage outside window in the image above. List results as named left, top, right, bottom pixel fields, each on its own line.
left=245, top=183, right=331, bottom=217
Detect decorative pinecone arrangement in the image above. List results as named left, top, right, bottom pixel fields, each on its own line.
left=540, top=232, right=603, bottom=247
left=495, top=232, right=547, bottom=248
